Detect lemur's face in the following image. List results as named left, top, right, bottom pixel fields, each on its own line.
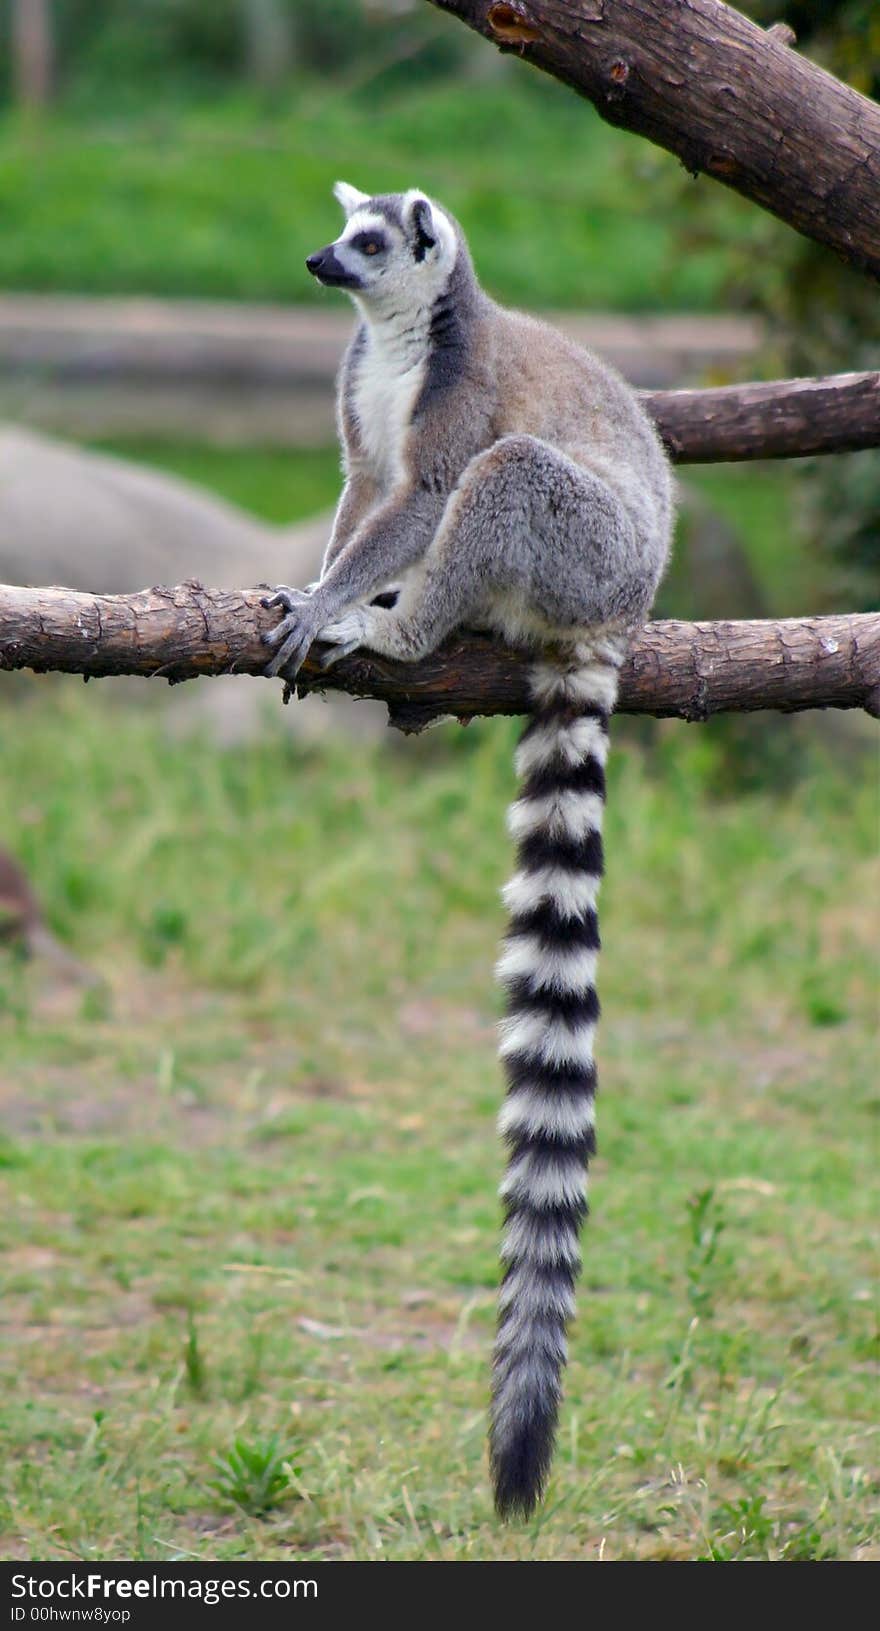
left=305, top=182, right=457, bottom=308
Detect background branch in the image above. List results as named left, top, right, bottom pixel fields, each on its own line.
left=1, top=583, right=877, bottom=730
left=428, top=0, right=880, bottom=279
left=646, top=372, right=880, bottom=463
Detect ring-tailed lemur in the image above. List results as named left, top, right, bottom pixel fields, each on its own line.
left=263, top=183, right=674, bottom=1518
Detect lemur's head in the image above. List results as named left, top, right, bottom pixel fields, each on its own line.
left=306, top=182, right=459, bottom=311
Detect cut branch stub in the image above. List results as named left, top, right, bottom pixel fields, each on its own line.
left=485, top=4, right=543, bottom=45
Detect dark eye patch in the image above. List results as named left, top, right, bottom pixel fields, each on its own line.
left=349, top=231, right=386, bottom=257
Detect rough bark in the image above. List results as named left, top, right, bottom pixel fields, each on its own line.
left=646, top=372, right=880, bottom=463
left=428, top=0, right=880, bottom=279
left=2, top=582, right=877, bottom=730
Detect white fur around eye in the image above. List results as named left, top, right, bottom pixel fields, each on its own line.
left=340, top=210, right=391, bottom=249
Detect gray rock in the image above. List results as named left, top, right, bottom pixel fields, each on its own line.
left=0, top=424, right=385, bottom=740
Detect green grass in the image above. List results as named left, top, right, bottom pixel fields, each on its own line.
left=0, top=74, right=751, bottom=310
left=90, top=439, right=343, bottom=528
left=0, top=684, right=876, bottom=1560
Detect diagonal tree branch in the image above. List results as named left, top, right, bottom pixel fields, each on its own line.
left=1, top=582, right=877, bottom=730
left=427, top=0, right=880, bottom=279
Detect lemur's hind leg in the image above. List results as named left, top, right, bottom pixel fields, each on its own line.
left=317, top=435, right=641, bottom=665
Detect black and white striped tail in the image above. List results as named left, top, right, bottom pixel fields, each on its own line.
left=490, top=646, right=621, bottom=1519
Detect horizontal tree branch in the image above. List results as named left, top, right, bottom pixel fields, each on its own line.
left=1, top=583, right=877, bottom=729
left=645, top=372, right=880, bottom=463
left=428, top=0, right=880, bottom=279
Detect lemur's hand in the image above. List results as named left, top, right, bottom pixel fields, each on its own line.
left=261, top=586, right=325, bottom=680
left=263, top=583, right=403, bottom=678
left=314, top=605, right=374, bottom=669
left=316, top=586, right=401, bottom=669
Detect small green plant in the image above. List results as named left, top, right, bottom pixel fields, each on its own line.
left=240, top=1327, right=265, bottom=1402
left=685, top=1187, right=726, bottom=1322
left=183, top=1315, right=207, bottom=1398
left=664, top=1188, right=730, bottom=1402
left=701, top=1493, right=826, bottom=1561
left=140, top=903, right=189, bottom=969
left=81, top=1410, right=109, bottom=1470
left=208, top=1435, right=301, bottom=1517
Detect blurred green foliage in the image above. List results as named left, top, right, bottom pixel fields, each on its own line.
left=0, top=2, right=466, bottom=105
left=0, top=78, right=734, bottom=310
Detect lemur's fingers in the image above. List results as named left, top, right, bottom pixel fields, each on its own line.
left=264, top=621, right=317, bottom=679
left=260, top=585, right=312, bottom=615
left=261, top=587, right=322, bottom=677
left=262, top=618, right=293, bottom=650
left=316, top=639, right=361, bottom=671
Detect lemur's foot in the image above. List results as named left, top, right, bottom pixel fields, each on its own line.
left=261, top=586, right=323, bottom=680
left=316, top=605, right=376, bottom=666
left=316, top=639, right=362, bottom=671
left=318, top=602, right=427, bottom=666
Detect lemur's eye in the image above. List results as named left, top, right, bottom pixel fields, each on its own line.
left=350, top=231, right=386, bottom=258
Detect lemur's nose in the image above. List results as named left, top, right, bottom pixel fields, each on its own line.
left=305, top=251, right=325, bottom=275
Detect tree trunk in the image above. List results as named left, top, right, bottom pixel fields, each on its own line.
left=11, top=0, right=53, bottom=110
left=241, top=0, right=294, bottom=90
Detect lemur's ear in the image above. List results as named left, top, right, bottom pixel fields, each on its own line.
left=333, top=181, right=370, bottom=218
left=406, top=194, right=438, bottom=262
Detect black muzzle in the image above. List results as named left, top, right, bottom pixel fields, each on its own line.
left=305, top=245, right=360, bottom=290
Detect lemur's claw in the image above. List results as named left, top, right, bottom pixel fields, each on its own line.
left=262, top=585, right=321, bottom=680
left=265, top=626, right=315, bottom=680
left=261, top=585, right=311, bottom=614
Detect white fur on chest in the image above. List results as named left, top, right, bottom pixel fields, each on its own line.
left=353, top=322, right=429, bottom=488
